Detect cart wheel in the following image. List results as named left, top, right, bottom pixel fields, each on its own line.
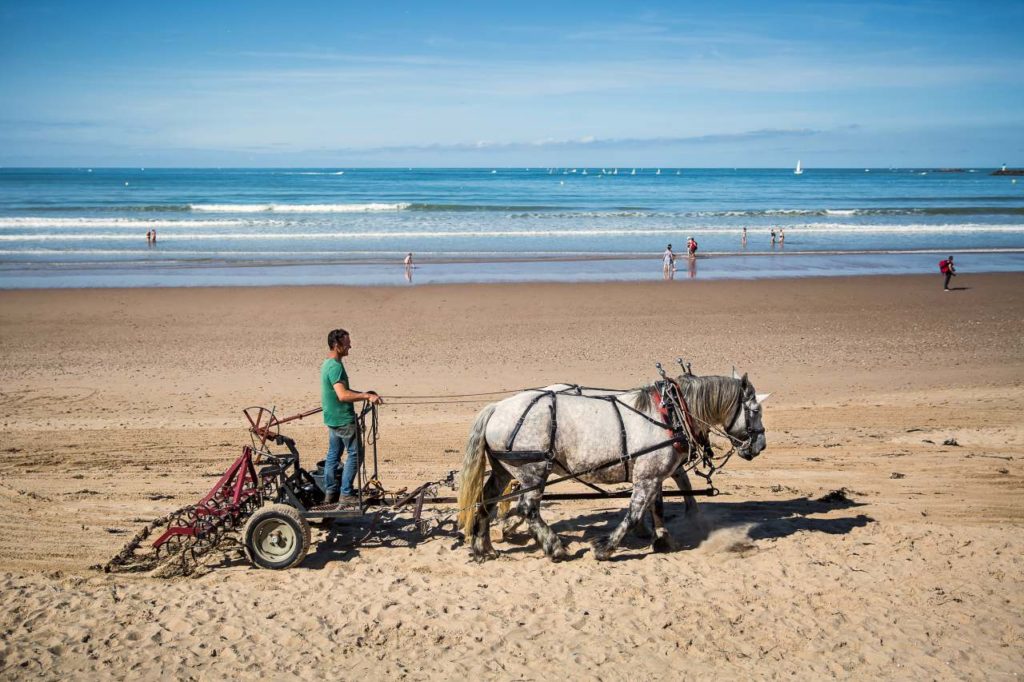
left=242, top=504, right=311, bottom=570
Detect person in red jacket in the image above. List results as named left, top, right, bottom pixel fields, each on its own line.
left=939, top=255, right=956, bottom=291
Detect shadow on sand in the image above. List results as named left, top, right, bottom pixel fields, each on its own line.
left=236, top=494, right=873, bottom=569
left=534, top=494, right=874, bottom=561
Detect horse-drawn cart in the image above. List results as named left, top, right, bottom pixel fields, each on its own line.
left=104, top=363, right=767, bottom=574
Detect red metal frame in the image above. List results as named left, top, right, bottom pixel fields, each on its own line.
left=151, top=446, right=264, bottom=549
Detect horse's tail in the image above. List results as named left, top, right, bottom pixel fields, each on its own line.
left=457, top=403, right=497, bottom=538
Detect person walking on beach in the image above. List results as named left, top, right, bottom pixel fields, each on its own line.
left=146, top=230, right=152, bottom=246
left=321, top=328, right=382, bottom=506
left=742, top=226, right=747, bottom=246
left=403, top=252, right=414, bottom=282
left=939, top=255, right=956, bottom=291
left=779, top=228, right=785, bottom=246
left=686, top=236, right=698, bottom=258
left=662, top=244, right=676, bottom=279
left=770, top=228, right=776, bottom=246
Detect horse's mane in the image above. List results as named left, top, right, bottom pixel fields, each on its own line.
left=632, top=375, right=744, bottom=435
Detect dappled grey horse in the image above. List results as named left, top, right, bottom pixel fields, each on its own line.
left=458, top=373, right=768, bottom=561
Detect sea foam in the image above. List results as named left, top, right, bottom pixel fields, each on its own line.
left=189, top=203, right=409, bottom=213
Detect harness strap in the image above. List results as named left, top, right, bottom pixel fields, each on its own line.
left=650, top=386, right=690, bottom=457
left=505, top=391, right=551, bottom=451
left=486, top=448, right=552, bottom=462
left=549, top=392, right=558, bottom=456
left=667, top=378, right=705, bottom=448
left=610, top=398, right=630, bottom=479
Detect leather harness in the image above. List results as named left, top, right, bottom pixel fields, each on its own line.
left=485, top=383, right=698, bottom=480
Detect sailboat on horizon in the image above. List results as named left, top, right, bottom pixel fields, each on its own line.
left=794, top=160, right=804, bottom=175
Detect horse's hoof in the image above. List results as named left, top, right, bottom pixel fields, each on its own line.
left=550, top=546, right=570, bottom=562
left=591, top=539, right=614, bottom=561
left=652, top=535, right=677, bottom=553
left=471, top=550, right=497, bottom=563
left=469, top=539, right=498, bottom=562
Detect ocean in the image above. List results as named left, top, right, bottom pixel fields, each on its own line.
left=1, top=167, right=1022, bottom=288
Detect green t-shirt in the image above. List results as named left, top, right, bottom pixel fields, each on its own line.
left=321, top=358, right=356, bottom=427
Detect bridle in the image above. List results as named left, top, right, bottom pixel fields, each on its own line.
left=724, top=391, right=764, bottom=457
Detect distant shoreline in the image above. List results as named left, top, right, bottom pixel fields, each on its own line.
left=3, top=250, right=1022, bottom=289
left=4, top=246, right=1024, bottom=267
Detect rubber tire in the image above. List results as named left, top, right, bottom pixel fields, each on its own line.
left=242, top=504, right=311, bottom=570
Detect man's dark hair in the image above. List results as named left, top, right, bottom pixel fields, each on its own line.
left=328, top=328, right=349, bottom=350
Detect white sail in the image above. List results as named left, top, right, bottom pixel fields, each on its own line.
left=794, top=160, right=803, bottom=175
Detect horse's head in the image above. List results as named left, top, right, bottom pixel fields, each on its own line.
left=726, top=371, right=768, bottom=460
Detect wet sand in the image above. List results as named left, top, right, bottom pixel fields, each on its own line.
left=0, top=274, right=1021, bottom=678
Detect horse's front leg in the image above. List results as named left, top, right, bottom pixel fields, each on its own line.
left=592, top=478, right=660, bottom=561
left=670, top=467, right=700, bottom=518
left=517, top=464, right=569, bottom=561
left=632, top=488, right=658, bottom=540
left=649, top=489, right=677, bottom=553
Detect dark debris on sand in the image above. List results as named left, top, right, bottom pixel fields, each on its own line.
left=817, top=488, right=854, bottom=504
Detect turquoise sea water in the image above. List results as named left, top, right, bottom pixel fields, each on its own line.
left=1, top=167, right=1022, bottom=287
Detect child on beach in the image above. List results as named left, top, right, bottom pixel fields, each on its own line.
left=662, top=244, right=676, bottom=279
left=686, top=237, right=698, bottom=258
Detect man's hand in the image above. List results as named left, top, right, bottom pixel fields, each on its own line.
left=366, top=391, right=383, bottom=405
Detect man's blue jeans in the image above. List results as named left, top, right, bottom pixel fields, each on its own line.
left=324, top=423, right=361, bottom=496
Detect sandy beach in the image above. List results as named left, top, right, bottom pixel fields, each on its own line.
left=0, top=274, right=1022, bottom=679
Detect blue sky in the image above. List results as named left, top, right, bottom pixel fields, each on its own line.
left=1, top=0, right=1022, bottom=167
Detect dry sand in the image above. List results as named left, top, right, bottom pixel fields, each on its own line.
left=0, top=274, right=1022, bottom=679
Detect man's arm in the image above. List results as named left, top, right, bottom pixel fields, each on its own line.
left=334, top=380, right=383, bottom=404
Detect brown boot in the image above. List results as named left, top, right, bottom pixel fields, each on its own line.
left=323, top=491, right=338, bottom=505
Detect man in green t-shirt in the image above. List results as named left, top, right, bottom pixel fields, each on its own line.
left=321, top=328, right=382, bottom=505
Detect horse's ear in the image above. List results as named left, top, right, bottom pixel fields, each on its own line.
left=756, top=392, right=772, bottom=404
left=741, top=372, right=749, bottom=388
left=732, top=366, right=740, bottom=380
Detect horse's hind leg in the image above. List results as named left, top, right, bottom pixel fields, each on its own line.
left=592, top=479, right=660, bottom=561
left=497, top=481, right=527, bottom=541
left=471, top=466, right=512, bottom=561
left=516, top=466, right=568, bottom=561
